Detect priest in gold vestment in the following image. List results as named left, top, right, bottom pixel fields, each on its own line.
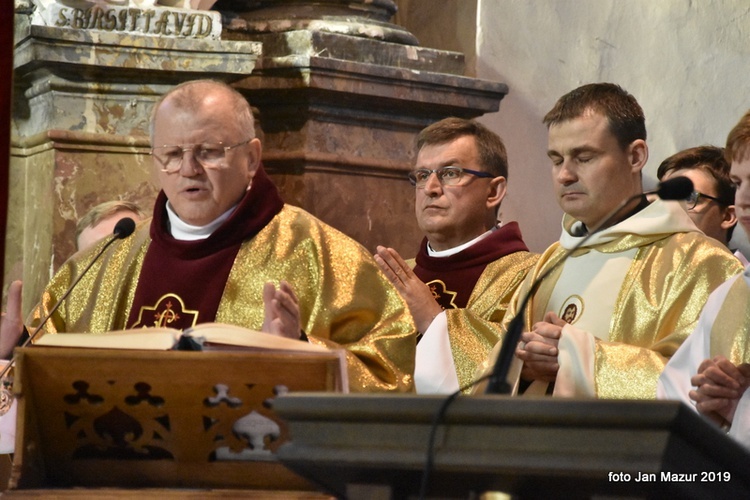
left=4, top=80, right=416, bottom=393
left=481, top=83, right=742, bottom=399
left=375, top=118, right=537, bottom=394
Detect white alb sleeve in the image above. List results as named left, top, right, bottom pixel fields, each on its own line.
left=414, top=312, right=460, bottom=394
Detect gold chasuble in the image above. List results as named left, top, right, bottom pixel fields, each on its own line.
left=658, top=270, right=750, bottom=403
left=710, top=276, right=750, bottom=366
left=493, top=199, right=743, bottom=399
left=657, top=270, right=750, bottom=449
left=445, top=252, right=539, bottom=390
left=28, top=171, right=416, bottom=393
left=411, top=223, right=538, bottom=392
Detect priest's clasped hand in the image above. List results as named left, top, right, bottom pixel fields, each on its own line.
left=689, top=355, right=750, bottom=430
left=516, top=311, right=565, bottom=383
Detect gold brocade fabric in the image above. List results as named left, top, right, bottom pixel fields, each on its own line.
left=444, top=252, right=538, bottom=393
left=28, top=206, right=417, bottom=393
left=500, top=232, right=742, bottom=399
left=711, top=277, right=750, bottom=365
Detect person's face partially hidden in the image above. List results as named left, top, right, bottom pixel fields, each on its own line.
left=663, top=167, right=735, bottom=245
left=547, top=111, right=646, bottom=228
left=77, top=211, right=142, bottom=251
left=152, top=91, right=261, bottom=227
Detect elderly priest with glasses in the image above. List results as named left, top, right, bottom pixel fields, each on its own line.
left=0, top=79, right=416, bottom=394
left=374, top=118, right=538, bottom=394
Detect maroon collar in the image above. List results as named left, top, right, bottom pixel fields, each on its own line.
left=149, top=166, right=285, bottom=259
left=415, top=222, right=529, bottom=271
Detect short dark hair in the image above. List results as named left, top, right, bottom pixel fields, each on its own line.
left=657, top=145, right=736, bottom=241
left=726, top=109, right=750, bottom=164
left=543, top=83, right=646, bottom=150
left=416, top=117, right=508, bottom=178
left=657, top=146, right=734, bottom=205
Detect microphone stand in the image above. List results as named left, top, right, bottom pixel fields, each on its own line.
left=0, top=218, right=136, bottom=413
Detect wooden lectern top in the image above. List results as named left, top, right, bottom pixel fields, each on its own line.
left=9, top=346, right=343, bottom=494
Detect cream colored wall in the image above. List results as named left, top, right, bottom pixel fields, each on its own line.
left=476, top=0, right=750, bottom=253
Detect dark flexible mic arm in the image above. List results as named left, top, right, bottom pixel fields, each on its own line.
left=484, top=177, right=693, bottom=394
left=0, top=217, right=136, bottom=381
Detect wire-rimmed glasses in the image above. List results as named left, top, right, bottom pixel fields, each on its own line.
left=407, top=165, right=494, bottom=188
left=684, top=190, right=727, bottom=211
left=151, top=139, right=251, bottom=173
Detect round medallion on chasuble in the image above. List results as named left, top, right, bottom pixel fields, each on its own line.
left=558, top=295, right=584, bottom=324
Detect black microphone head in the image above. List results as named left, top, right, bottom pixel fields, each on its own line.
left=113, top=217, right=136, bottom=239
left=657, top=176, right=694, bottom=201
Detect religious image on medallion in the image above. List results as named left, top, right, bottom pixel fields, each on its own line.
left=559, top=295, right=584, bottom=324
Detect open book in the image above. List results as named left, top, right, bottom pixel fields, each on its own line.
left=34, top=323, right=348, bottom=392
left=34, top=322, right=330, bottom=354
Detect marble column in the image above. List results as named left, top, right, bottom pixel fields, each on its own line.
left=219, top=0, right=508, bottom=254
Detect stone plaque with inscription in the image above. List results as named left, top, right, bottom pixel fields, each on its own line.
left=32, top=0, right=222, bottom=39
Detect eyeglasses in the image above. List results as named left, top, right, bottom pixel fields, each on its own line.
left=684, top=190, right=728, bottom=211
left=151, top=139, right=251, bottom=173
left=407, top=166, right=494, bottom=187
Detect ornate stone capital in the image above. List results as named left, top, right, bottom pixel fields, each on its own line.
left=218, top=0, right=417, bottom=45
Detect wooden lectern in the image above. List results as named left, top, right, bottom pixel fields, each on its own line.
left=273, top=393, right=750, bottom=499
left=7, top=346, right=343, bottom=497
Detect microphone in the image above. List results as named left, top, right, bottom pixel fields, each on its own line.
left=113, top=217, right=136, bottom=239
left=0, top=217, right=137, bottom=384
left=654, top=175, right=694, bottom=200
left=484, top=176, right=693, bottom=394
